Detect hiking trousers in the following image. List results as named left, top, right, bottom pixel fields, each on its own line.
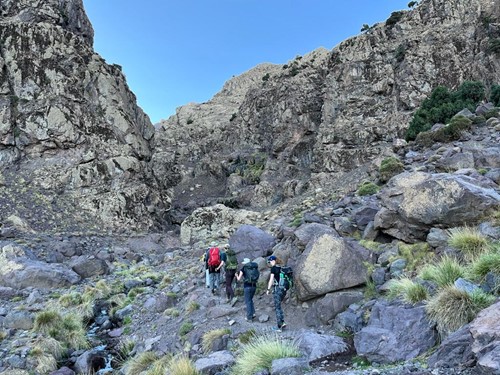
left=225, top=268, right=237, bottom=300
left=273, top=287, right=287, bottom=328
left=208, top=270, right=221, bottom=291
left=243, top=285, right=256, bottom=320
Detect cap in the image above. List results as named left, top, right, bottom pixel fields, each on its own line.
left=242, top=258, right=251, bottom=264
left=224, top=244, right=229, bottom=249
left=267, top=255, right=277, bottom=262
left=210, top=241, right=217, bottom=247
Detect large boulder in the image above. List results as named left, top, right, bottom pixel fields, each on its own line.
left=294, top=234, right=373, bottom=301
left=293, top=223, right=339, bottom=249
left=294, top=330, right=347, bottom=363
left=375, top=172, right=500, bottom=242
left=180, top=204, right=261, bottom=245
left=229, top=224, right=276, bottom=260
left=354, top=300, right=437, bottom=363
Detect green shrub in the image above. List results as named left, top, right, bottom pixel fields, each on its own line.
left=379, top=156, right=404, bottom=183
left=419, top=256, right=466, bottom=288
left=356, top=181, right=379, bottom=196
left=361, top=24, right=370, bottom=32
left=488, top=38, right=500, bottom=54
left=179, top=321, right=194, bottom=337
left=231, top=334, right=302, bottom=375
left=415, top=115, right=472, bottom=146
left=490, top=84, right=500, bottom=106
left=426, top=286, right=495, bottom=336
left=387, top=278, right=428, bottom=304
left=386, top=11, right=404, bottom=28
left=406, top=82, right=483, bottom=140
left=448, top=227, right=489, bottom=260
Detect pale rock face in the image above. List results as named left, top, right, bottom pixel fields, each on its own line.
left=0, top=0, right=174, bottom=232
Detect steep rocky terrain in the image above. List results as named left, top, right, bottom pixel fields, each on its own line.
left=156, top=0, right=500, bottom=225
left=0, top=0, right=499, bottom=375
left=0, top=0, right=178, bottom=234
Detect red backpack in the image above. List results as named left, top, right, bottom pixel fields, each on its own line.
left=207, top=247, right=221, bottom=268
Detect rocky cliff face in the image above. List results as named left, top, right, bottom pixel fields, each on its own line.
left=0, top=0, right=177, bottom=233
left=156, top=0, right=500, bottom=223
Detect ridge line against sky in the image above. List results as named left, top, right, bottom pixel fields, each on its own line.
left=83, top=1, right=412, bottom=124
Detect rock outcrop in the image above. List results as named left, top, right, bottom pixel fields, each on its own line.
left=0, top=0, right=177, bottom=233
left=155, top=0, right=500, bottom=223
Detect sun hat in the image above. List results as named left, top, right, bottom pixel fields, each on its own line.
left=242, top=258, right=251, bottom=264
left=267, top=255, right=277, bottom=262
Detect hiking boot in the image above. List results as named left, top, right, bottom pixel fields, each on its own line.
left=272, top=326, right=282, bottom=333
left=280, top=322, right=287, bottom=329
left=230, top=297, right=238, bottom=306
left=245, top=317, right=253, bottom=322
left=211, top=288, right=216, bottom=294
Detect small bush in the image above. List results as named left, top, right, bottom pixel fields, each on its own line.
left=448, top=227, right=489, bottom=260
left=356, top=181, right=379, bottom=196
left=33, top=310, right=88, bottom=350
left=426, top=286, right=495, bottom=336
left=186, top=301, right=200, bottom=313
left=490, top=84, right=500, bottom=106
left=379, top=156, right=404, bottom=183
left=179, top=321, right=194, bottom=337
left=386, top=11, right=404, bottom=28
left=387, top=278, right=428, bottom=304
left=488, top=38, right=500, bottom=54
left=231, top=334, right=302, bottom=375
left=419, top=256, right=466, bottom=288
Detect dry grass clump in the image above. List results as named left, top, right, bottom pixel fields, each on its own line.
left=426, top=286, right=495, bottom=336
left=202, top=328, right=231, bottom=354
left=419, top=255, right=466, bottom=288
left=448, top=227, right=489, bottom=260
left=123, top=352, right=198, bottom=375
left=231, top=333, right=301, bottom=375
left=387, top=278, right=428, bottom=304
left=467, top=249, right=500, bottom=281
left=33, top=310, right=88, bottom=350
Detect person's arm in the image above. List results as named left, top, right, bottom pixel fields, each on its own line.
left=266, top=273, right=275, bottom=294
left=236, top=270, right=243, bottom=282
left=216, top=260, right=225, bottom=272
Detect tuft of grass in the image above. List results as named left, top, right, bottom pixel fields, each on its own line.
left=186, top=301, right=200, bottom=313
left=123, top=351, right=159, bottom=375
left=419, top=256, right=466, bottom=288
left=58, top=292, right=82, bottom=307
left=179, top=321, right=194, bottom=337
left=448, top=227, right=489, bottom=260
left=467, top=249, right=500, bottom=281
left=426, top=286, right=495, bottom=336
left=33, top=310, right=88, bottom=350
left=238, top=329, right=256, bottom=344
left=231, top=333, right=301, bottom=375
left=356, top=181, right=379, bottom=196
left=379, top=156, right=404, bottom=183
left=364, top=280, right=377, bottom=300
left=387, top=278, right=428, bottom=304
left=168, top=355, right=200, bottom=375
left=398, top=242, right=433, bottom=272
left=359, top=240, right=382, bottom=252
left=202, top=328, right=231, bottom=354
left=165, top=308, right=180, bottom=317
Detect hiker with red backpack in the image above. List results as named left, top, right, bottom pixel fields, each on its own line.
left=206, top=241, right=224, bottom=294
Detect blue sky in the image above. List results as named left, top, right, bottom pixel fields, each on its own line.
left=83, top=1, right=412, bottom=124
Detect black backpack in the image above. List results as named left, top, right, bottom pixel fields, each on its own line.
left=278, top=266, right=293, bottom=290
left=244, top=262, right=260, bottom=283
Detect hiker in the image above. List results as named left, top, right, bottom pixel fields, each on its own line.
left=266, top=255, right=287, bottom=332
left=222, top=244, right=238, bottom=304
left=206, top=241, right=224, bottom=294
left=236, top=258, right=260, bottom=321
